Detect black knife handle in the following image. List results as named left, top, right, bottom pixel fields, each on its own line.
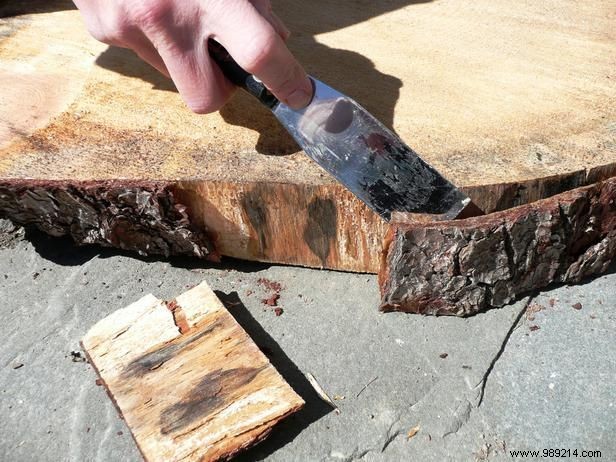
left=207, top=39, right=279, bottom=109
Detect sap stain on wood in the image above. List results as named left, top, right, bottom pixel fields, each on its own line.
left=160, top=366, right=266, bottom=435
left=303, top=197, right=337, bottom=266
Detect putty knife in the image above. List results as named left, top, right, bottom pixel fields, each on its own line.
left=209, top=40, right=480, bottom=222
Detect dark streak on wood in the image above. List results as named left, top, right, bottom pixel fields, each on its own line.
left=241, top=187, right=269, bottom=258
left=0, top=179, right=216, bottom=260
left=303, top=196, right=337, bottom=266
left=121, top=318, right=225, bottom=378
left=380, top=177, right=616, bottom=316
left=160, top=366, right=266, bottom=435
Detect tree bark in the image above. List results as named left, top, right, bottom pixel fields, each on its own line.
left=380, top=177, right=616, bottom=316
left=0, top=180, right=215, bottom=260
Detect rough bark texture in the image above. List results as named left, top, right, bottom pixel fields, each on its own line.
left=0, top=180, right=215, bottom=259
left=380, top=177, right=616, bottom=316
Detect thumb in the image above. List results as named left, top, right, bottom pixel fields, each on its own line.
left=211, top=3, right=313, bottom=109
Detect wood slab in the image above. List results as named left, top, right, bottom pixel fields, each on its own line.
left=380, top=177, right=616, bottom=316
left=1, top=1, right=615, bottom=272
left=82, top=281, right=304, bottom=462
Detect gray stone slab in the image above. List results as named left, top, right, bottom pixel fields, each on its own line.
left=0, top=220, right=613, bottom=461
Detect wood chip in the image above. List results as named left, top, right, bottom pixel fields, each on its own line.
left=82, top=281, right=303, bottom=462
left=407, top=425, right=420, bottom=440
left=305, top=372, right=339, bottom=414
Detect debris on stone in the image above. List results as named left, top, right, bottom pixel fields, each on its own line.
left=11, top=362, right=24, bottom=370
left=572, top=302, right=583, bottom=310
left=305, top=372, right=339, bottom=414
left=0, top=219, right=25, bottom=249
left=70, top=351, right=86, bottom=362
left=95, top=378, right=103, bottom=386
left=407, top=425, right=420, bottom=440
left=257, top=277, right=282, bottom=293
left=274, top=307, right=284, bottom=316
left=439, top=353, right=448, bottom=359
left=526, top=302, right=545, bottom=321
left=529, top=325, right=540, bottom=332
left=548, top=298, right=556, bottom=307
left=473, top=442, right=492, bottom=461
left=333, top=395, right=345, bottom=401
left=262, top=293, right=280, bottom=307
left=356, top=376, right=378, bottom=398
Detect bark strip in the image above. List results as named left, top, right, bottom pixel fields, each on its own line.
left=0, top=179, right=215, bottom=259
left=380, top=177, right=616, bottom=316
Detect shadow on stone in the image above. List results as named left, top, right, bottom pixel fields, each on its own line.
left=215, top=290, right=333, bottom=460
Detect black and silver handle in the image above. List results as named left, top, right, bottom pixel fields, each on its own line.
left=207, top=39, right=279, bottom=109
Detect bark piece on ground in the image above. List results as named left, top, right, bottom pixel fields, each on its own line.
left=0, top=180, right=215, bottom=259
left=380, top=177, right=616, bottom=316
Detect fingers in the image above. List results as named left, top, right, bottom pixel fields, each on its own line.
left=74, top=0, right=169, bottom=76
left=74, top=0, right=310, bottom=113
left=126, top=30, right=170, bottom=77
left=212, top=1, right=313, bottom=109
left=148, top=39, right=235, bottom=114
left=268, top=11, right=291, bottom=41
left=136, top=3, right=236, bottom=113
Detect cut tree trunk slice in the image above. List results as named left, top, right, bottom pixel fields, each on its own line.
left=380, top=177, right=616, bottom=316
left=1, top=1, right=615, bottom=272
left=82, top=281, right=304, bottom=462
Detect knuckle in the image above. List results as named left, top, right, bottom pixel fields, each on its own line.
left=129, top=0, right=171, bottom=30
left=277, top=64, right=303, bottom=94
left=240, top=30, right=278, bottom=74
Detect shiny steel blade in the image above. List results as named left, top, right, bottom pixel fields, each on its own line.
left=272, top=78, right=472, bottom=221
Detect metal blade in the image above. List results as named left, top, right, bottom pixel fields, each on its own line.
left=272, top=78, right=472, bottom=221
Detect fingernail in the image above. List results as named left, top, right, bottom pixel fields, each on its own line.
left=285, top=79, right=313, bottom=109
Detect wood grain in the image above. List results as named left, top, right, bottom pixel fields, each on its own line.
left=82, top=281, right=304, bottom=462
left=380, top=177, right=616, bottom=316
left=1, top=1, right=615, bottom=271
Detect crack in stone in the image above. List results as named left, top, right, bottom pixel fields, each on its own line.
left=475, top=297, right=533, bottom=407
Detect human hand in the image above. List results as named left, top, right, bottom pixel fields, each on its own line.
left=73, top=0, right=313, bottom=113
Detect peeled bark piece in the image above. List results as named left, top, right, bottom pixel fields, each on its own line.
left=380, top=178, right=616, bottom=316
left=0, top=180, right=215, bottom=259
